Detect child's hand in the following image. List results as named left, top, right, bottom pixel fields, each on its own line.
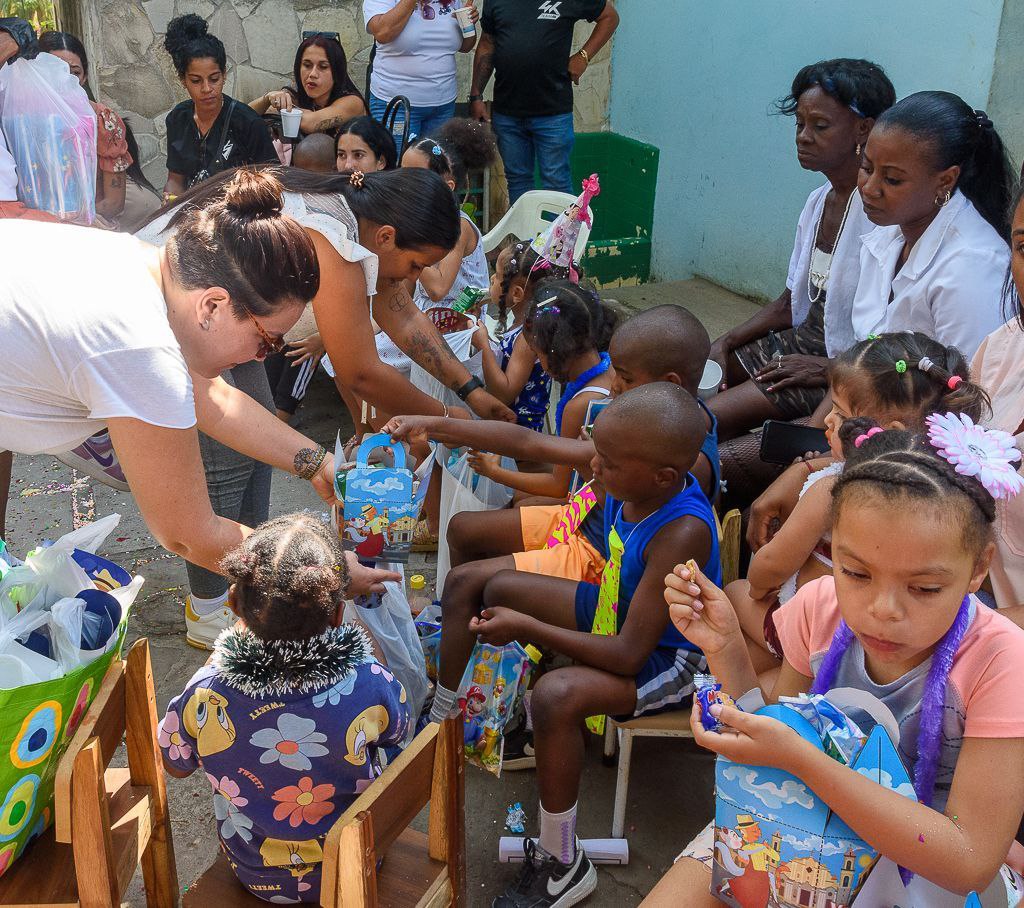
left=691, top=702, right=809, bottom=773
left=470, top=607, right=533, bottom=647
left=664, top=562, right=742, bottom=656
left=381, top=415, right=435, bottom=446
left=285, top=332, right=325, bottom=365
left=472, top=321, right=490, bottom=349
left=467, top=449, right=500, bottom=478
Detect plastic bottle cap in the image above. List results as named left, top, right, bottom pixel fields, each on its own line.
left=524, top=645, right=543, bottom=663
left=410, top=575, right=426, bottom=590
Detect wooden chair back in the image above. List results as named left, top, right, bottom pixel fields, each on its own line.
left=718, top=508, right=742, bottom=587
left=0, top=638, right=178, bottom=908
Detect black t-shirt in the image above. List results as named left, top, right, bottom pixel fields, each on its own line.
left=165, top=95, right=279, bottom=187
left=482, top=0, right=605, bottom=118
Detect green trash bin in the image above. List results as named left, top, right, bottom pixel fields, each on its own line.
left=571, top=133, right=659, bottom=287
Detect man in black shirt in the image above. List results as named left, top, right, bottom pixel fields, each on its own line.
left=470, top=0, right=618, bottom=204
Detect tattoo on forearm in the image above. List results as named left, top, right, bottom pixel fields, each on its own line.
left=471, top=52, right=494, bottom=94
left=313, top=116, right=348, bottom=133
left=111, top=174, right=125, bottom=188
left=407, top=329, right=461, bottom=389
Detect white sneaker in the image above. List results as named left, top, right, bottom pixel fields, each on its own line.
left=184, top=597, right=235, bottom=650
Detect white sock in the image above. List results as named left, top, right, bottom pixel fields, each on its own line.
left=429, top=683, right=459, bottom=724
left=189, top=591, right=228, bottom=617
left=538, top=802, right=577, bottom=865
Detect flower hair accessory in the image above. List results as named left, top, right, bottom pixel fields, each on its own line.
left=432, top=144, right=443, bottom=156
left=895, top=359, right=907, bottom=374
left=854, top=427, right=883, bottom=448
left=926, top=412, right=1024, bottom=499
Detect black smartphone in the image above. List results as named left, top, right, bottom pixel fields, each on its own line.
left=759, top=420, right=829, bottom=465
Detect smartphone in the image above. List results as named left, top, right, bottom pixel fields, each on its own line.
left=758, top=420, right=829, bottom=465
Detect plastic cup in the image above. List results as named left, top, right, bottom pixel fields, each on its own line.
left=454, top=5, right=476, bottom=38
left=280, top=108, right=302, bottom=139
left=698, top=359, right=723, bottom=400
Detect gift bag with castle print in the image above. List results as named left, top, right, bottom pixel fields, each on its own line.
left=337, top=433, right=416, bottom=564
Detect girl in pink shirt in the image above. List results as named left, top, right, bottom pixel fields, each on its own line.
left=651, top=414, right=1024, bottom=905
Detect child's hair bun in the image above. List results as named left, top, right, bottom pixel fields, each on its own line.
left=221, top=170, right=285, bottom=221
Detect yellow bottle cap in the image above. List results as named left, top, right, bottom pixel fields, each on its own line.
left=524, top=645, right=543, bottom=663
left=410, top=574, right=426, bottom=590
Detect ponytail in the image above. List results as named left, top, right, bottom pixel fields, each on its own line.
left=142, top=164, right=460, bottom=255
left=875, top=91, right=1014, bottom=238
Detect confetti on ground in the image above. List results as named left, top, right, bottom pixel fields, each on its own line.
left=69, top=470, right=96, bottom=528
left=918, top=833, right=925, bottom=843
left=19, top=476, right=89, bottom=498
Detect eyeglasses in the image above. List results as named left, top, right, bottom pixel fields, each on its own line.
left=240, top=305, right=286, bottom=358
left=302, top=30, right=341, bottom=43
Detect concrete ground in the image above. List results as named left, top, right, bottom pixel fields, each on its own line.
left=4, top=278, right=760, bottom=906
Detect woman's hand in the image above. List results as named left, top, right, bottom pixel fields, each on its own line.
left=285, top=332, right=325, bottom=366
left=754, top=354, right=829, bottom=393
left=708, top=337, right=732, bottom=391
left=310, top=454, right=336, bottom=504
left=664, top=562, right=742, bottom=656
left=466, top=386, right=516, bottom=422
left=747, top=464, right=806, bottom=550
left=265, top=90, right=294, bottom=112
left=344, top=552, right=402, bottom=596
left=470, top=606, right=534, bottom=647
left=691, top=702, right=809, bottom=773
left=467, top=449, right=500, bottom=478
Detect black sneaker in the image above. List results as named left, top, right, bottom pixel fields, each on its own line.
left=502, top=722, right=536, bottom=771
left=493, top=838, right=597, bottom=908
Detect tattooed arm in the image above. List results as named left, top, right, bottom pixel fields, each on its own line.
left=96, top=170, right=127, bottom=219
left=300, top=94, right=367, bottom=134
left=469, top=31, right=495, bottom=122
left=374, top=279, right=516, bottom=421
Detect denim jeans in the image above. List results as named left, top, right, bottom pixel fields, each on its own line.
left=491, top=111, right=575, bottom=203
left=185, top=360, right=273, bottom=598
left=369, top=93, right=456, bottom=144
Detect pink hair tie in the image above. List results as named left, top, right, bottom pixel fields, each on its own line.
left=854, top=426, right=884, bottom=448
left=947, top=375, right=964, bottom=390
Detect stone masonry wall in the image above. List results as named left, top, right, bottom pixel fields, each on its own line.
left=80, top=0, right=611, bottom=187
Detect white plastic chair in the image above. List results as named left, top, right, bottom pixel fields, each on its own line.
left=482, top=189, right=591, bottom=259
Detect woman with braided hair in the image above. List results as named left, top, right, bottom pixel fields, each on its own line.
left=653, top=414, right=1024, bottom=905
left=159, top=512, right=409, bottom=903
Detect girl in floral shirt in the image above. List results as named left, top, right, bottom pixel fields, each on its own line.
left=159, top=513, right=409, bottom=903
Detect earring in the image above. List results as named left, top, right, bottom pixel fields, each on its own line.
left=934, top=189, right=952, bottom=208
left=855, top=143, right=862, bottom=156
left=202, top=319, right=211, bottom=331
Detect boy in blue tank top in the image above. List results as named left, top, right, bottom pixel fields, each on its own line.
left=468, top=385, right=720, bottom=908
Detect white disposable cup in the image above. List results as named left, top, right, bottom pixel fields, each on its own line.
left=698, top=359, right=723, bottom=400
left=280, top=108, right=302, bottom=138
left=454, top=5, right=476, bottom=38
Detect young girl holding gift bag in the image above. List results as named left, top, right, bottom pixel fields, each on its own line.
left=651, top=414, right=1024, bottom=906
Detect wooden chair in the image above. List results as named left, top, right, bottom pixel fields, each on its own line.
left=182, top=715, right=465, bottom=908
left=601, top=508, right=743, bottom=839
left=0, top=638, right=179, bottom=907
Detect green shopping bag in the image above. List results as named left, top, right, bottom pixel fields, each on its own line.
left=0, top=549, right=140, bottom=877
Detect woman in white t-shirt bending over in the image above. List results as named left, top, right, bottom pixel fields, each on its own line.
left=0, top=169, right=389, bottom=595
left=364, top=0, right=479, bottom=139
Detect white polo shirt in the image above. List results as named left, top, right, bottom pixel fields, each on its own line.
left=850, top=191, right=1008, bottom=358
left=0, top=65, right=18, bottom=200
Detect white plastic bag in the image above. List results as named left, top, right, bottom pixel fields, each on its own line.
left=435, top=452, right=514, bottom=596
left=0, top=54, right=97, bottom=223
left=0, top=514, right=121, bottom=619
left=346, top=580, right=428, bottom=742
left=0, top=606, right=59, bottom=686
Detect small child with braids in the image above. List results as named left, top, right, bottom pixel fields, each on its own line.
left=730, top=331, right=992, bottom=676
left=469, top=279, right=618, bottom=498
left=158, top=514, right=409, bottom=904
left=656, top=414, right=1024, bottom=905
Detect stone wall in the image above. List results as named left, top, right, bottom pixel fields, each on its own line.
left=79, top=0, right=611, bottom=187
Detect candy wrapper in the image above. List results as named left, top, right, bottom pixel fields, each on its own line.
left=694, top=673, right=736, bottom=732
left=457, top=642, right=540, bottom=775
left=776, top=692, right=868, bottom=766
left=505, top=802, right=526, bottom=834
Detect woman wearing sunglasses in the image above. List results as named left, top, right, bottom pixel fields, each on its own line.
left=0, top=169, right=397, bottom=632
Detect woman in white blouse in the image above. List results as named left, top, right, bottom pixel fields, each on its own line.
left=852, top=90, right=1012, bottom=357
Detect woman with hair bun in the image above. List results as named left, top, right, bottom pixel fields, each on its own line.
left=0, top=169, right=395, bottom=619
left=162, top=14, right=278, bottom=199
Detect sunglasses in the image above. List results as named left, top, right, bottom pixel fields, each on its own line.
left=240, top=305, right=286, bottom=358
left=302, top=30, right=341, bottom=43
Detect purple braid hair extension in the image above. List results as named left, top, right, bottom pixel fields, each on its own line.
left=809, top=620, right=856, bottom=695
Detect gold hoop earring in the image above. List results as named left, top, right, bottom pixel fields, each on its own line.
left=934, top=189, right=952, bottom=208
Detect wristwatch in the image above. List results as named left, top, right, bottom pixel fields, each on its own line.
left=468, top=93, right=484, bottom=103
left=456, top=376, right=484, bottom=401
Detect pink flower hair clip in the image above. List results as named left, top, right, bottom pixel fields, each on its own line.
left=926, top=412, right=1024, bottom=499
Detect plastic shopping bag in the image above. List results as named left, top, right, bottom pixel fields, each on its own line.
left=346, top=580, right=428, bottom=742
left=0, top=54, right=97, bottom=223
left=0, top=515, right=121, bottom=619
left=435, top=451, right=514, bottom=596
